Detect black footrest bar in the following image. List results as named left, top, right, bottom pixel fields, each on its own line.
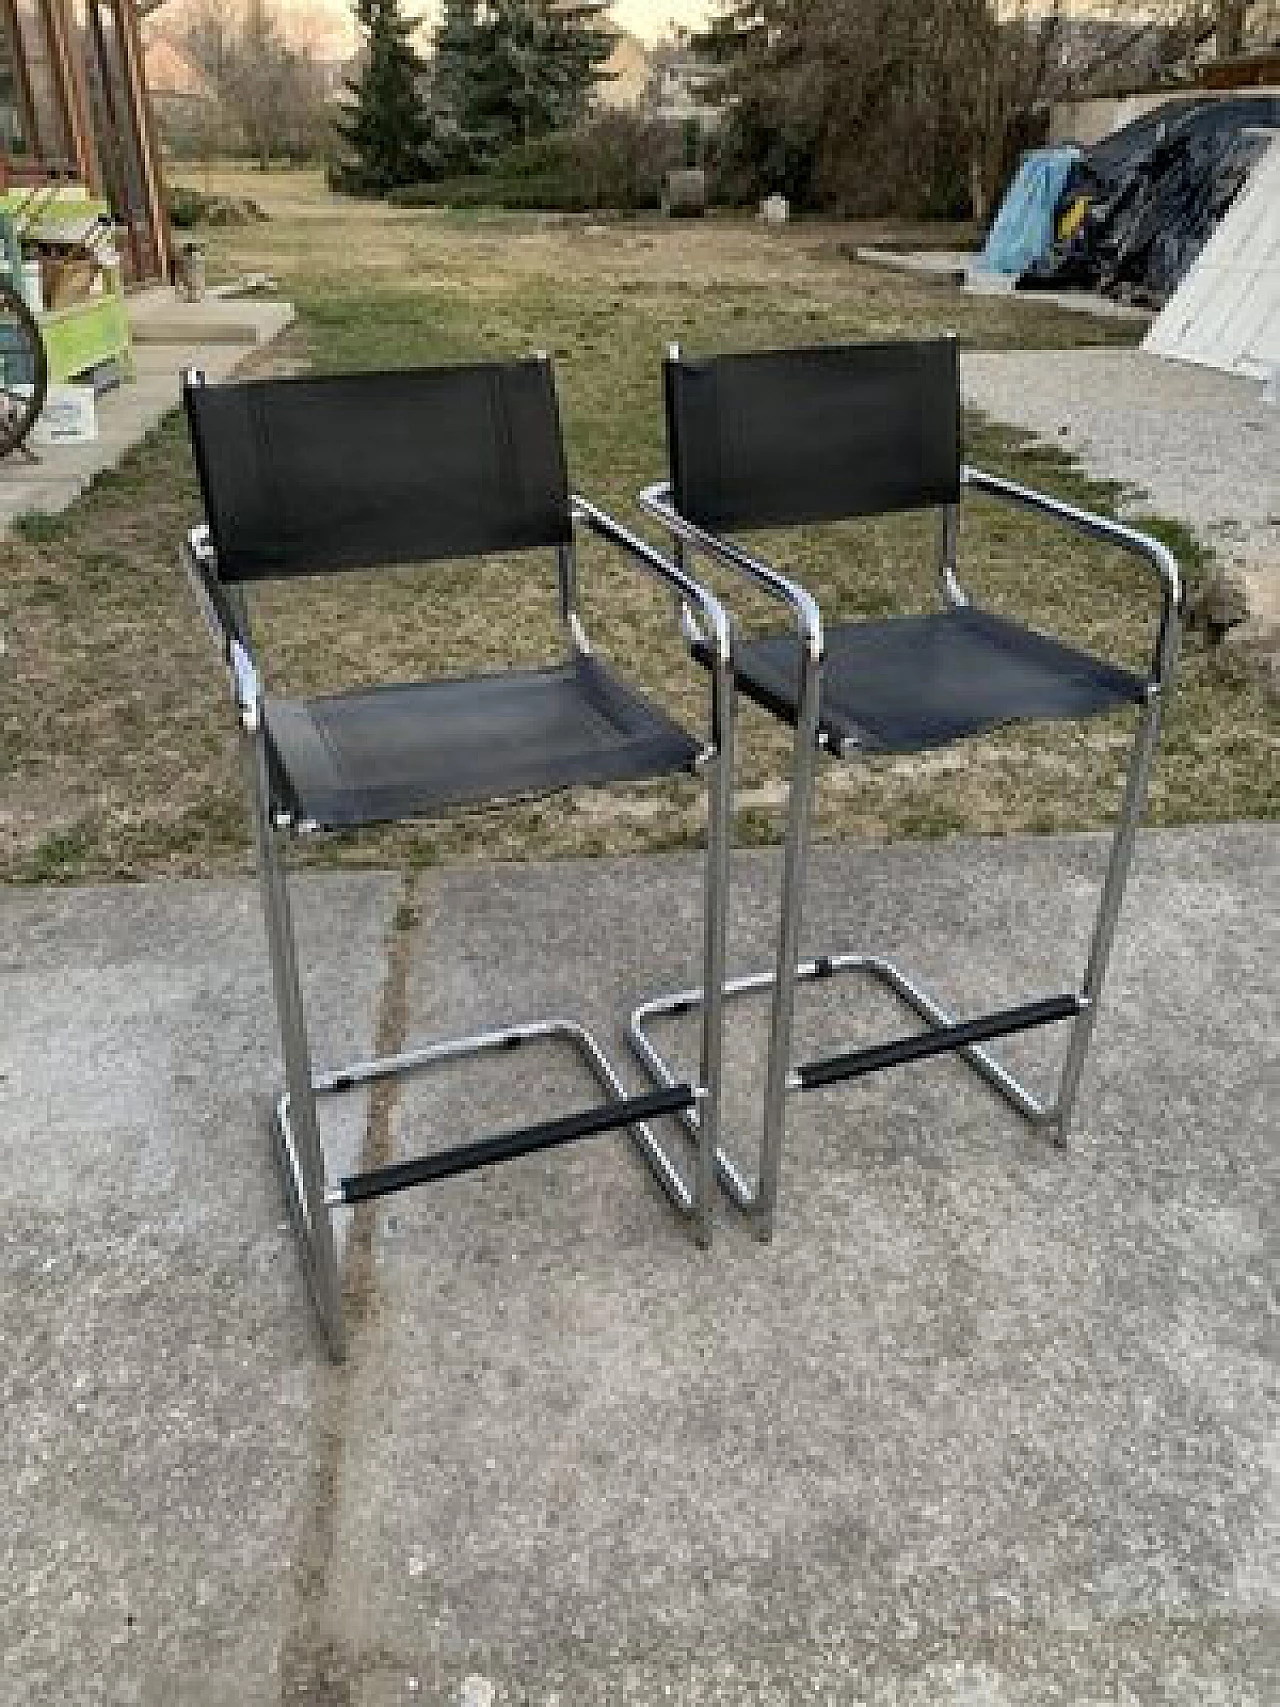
left=794, top=994, right=1083, bottom=1093
left=335, top=1083, right=697, bottom=1205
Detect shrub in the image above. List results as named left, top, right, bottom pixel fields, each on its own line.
left=389, top=174, right=588, bottom=211
left=388, top=112, right=687, bottom=213
left=166, top=186, right=268, bottom=228
left=167, top=185, right=207, bottom=229
left=489, top=134, right=578, bottom=181
left=567, top=111, right=684, bottom=210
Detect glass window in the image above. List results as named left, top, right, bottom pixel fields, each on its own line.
left=12, top=0, right=73, bottom=166
left=0, top=15, right=32, bottom=154
left=77, top=0, right=159, bottom=277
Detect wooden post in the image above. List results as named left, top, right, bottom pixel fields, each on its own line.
left=115, top=0, right=172, bottom=278
left=40, top=0, right=100, bottom=191
left=1217, top=1, right=1247, bottom=59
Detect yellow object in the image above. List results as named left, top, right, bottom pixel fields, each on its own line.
left=1058, top=196, right=1089, bottom=241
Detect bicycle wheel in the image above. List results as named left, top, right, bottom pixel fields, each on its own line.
left=0, top=280, right=48, bottom=457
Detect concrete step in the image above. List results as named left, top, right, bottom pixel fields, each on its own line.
left=127, top=284, right=295, bottom=347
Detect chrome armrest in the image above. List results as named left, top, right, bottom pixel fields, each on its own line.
left=179, top=525, right=262, bottom=731
left=637, top=481, right=823, bottom=663
left=961, top=464, right=1182, bottom=688
left=571, top=494, right=732, bottom=669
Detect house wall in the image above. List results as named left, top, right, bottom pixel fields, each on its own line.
left=0, top=0, right=169, bottom=281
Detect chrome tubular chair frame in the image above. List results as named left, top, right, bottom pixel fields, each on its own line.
left=181, top=448, right=733, bottom=1361
left=633, top=454, right=1182, bottom=1241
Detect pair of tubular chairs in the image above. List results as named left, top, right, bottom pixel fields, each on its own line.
left=180, top=339, right=1181, bottom=1361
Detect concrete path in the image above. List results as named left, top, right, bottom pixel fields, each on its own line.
left=126, top=285, right=295, bottom=351
left=855, top=249, right=1151, bottom=321
left=2, top=827, right=1276, bottom=1704
left=0, top=290, right=295, bottom=535
left=963, top=347, right=1280, bottom=573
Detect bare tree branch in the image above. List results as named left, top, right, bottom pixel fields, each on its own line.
left=177, top=0, right=331, bottom=168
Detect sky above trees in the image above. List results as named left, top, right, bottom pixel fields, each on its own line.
left=155, top=0, right=1231, bottom=70
left=198, top=0, right=710, bottom=55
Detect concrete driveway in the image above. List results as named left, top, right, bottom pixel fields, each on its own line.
left=2, top=827, right=1276, bottom=1704
left=961, top=348, right=1280, bottom=575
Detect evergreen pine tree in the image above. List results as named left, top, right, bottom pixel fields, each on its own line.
left=692, top=1, right=820, bottom=208
left=337, top=0, right=434, bottom=191
left=431, top=0, right=489, bottom=164
left=433, top=0, right=614, bottom=165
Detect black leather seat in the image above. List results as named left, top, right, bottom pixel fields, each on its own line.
left=729, top=607, right=1147, bottom=754
left=263, top=654, right=701, bottom=828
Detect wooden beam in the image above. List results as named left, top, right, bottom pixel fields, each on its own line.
left=1216, top=1, right=1248, bottom=60
left=40, top=0, right=101, bottom=190
left=1, top=0, right=43, bottom=158
left=114, top=0, right=171, bottom=278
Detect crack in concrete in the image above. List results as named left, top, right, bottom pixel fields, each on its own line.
left=278, top=871, right=421, bottom=1704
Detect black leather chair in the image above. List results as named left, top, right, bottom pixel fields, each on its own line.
left=180, top=356, right=734, bottom=1357
left=632, top=338, right=1182, bottom=1238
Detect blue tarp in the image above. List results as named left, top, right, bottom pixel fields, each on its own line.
left=979, top=147, right=1081, bottom=276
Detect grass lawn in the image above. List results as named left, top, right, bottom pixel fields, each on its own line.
left=1, top=168, right=1275, bottom=882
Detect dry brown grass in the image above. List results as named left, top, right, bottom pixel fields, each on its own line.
left=1, top=168, right=1274, bottom=882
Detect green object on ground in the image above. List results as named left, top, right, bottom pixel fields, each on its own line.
left=40, top=290, right=133, bottom=384
left=0, top=188, right=134, bottom=384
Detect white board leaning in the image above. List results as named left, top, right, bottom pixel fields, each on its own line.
left=1144, top=132, right=1280, bottom=382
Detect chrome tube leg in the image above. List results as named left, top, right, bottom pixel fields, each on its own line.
left=694, top=654, right=735, bottom=1247
left=755, top=652, right=823, bottom=1241
left=1052, top=687, right=1168, bottom=1144
left=242, top=732, right=346, bottom=1360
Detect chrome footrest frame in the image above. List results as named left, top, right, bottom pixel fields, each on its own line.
left=273, top=1018, right=705, bottom=1360
left=628, top=954, right=1074, bottom=1222
left=277, top=1018, right=702, bottom=1221
left=242, top=611, right=734, bottom=1362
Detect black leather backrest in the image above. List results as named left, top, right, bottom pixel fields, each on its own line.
left=183, top=358, right=573, bottom=582
left=665, top=339, right=961, bottom=531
